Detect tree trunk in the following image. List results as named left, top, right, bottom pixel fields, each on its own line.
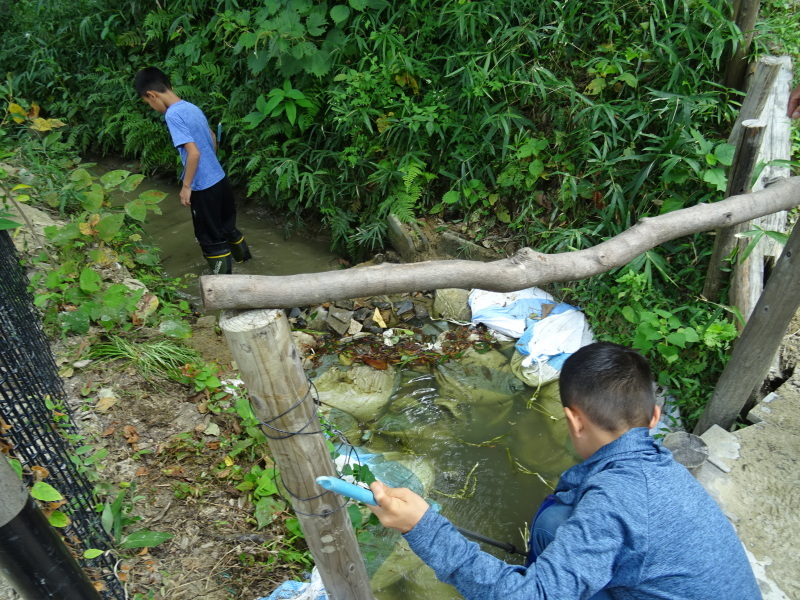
left=201, top=178, right=800, bottom=311
left=220, top=309, right=375, bottom=600
left=723, top=0, right=762, bottom=92
left=694, top=219, right=800, bottom=434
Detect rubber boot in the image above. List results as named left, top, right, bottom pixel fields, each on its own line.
left=230, top=236, right=252, bottom=263
left=206, top=253, right=232, bottom=274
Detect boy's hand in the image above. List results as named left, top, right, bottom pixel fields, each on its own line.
left=180, top=185, right=192, bottom=207
left=789, top=84, right=800, bottom=119
left=368, top=481, right=430, bottom=534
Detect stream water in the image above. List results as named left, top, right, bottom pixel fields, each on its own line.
left=116, top=163, right=579, bottom=599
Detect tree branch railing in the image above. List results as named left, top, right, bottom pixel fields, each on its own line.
left=200, top=177, right=800, bottom=312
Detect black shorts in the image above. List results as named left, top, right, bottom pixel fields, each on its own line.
left=188, top=177, right=243, bottom=258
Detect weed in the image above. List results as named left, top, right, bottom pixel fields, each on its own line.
left=90, top=335, right=200, bottom=382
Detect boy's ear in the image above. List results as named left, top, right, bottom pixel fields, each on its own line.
left=564, top=406, right=585, bottom=437
left=648, top=404, right=662, bottom=429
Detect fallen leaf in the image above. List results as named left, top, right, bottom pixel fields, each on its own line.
left=373, top=307, right=387, bottom=328
left=135, top=467, right=149, bottom=477
left=123, top=425, right=139, bottom=444
left=95, top=388, right=118, bottom=412
left=360, top=356, right=388, bottom=370
left=163, top=466, right=186, bottom=478
left=31, top=466, right=50, bottom=482
left=101, top=426, right=116, bottom=437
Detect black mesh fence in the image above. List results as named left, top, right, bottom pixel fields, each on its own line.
left=0, top=230, right=125, bottom=599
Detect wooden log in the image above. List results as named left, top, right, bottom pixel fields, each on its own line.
left=727, top=56, right=784, bottom=145
left=702, top=120, right=765, bottom=302
left=730, top=57, right=794, bottom=323
left=200, top=177, right=800, bottom=312
left=219, top=309, right=374, bottom=600
left=694, top=218, right=800, bottom=435
left=723, top=0, right=762, bottom=91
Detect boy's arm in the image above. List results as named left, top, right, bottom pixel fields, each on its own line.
left=180, top=142, right=200, bottom=207
left=789, top=84, right=800, bottom=119
left=209, top=128, right=218, bottom=154
left=370, top=480, right=632, bottom=600
left=369, top=481, right=431, bottom=533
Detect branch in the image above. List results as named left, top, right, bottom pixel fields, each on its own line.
left=201, top=177, right=800, bottom=311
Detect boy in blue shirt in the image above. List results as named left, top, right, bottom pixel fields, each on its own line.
left=134, top=67, right=251, bottom=274
left=370, top=342, right=762, bottom=599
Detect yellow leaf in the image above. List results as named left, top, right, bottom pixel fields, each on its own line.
left=224, top=455, right=234, bottom=467
left=9, top=103, right=26, bottom=124
left=95, top=388, right=118, bottom=412
left=30, top=117, right=53, bottom=132
left=373, top=307, right=387, bottom=328
left=47, top=118, right=66, bottom=128
left=79, top=222, right=95, bottom=235
left=11, top=184, right=32, bottom=191
left=28, top=102, right=41, bottom=118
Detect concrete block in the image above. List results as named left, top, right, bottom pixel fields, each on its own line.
left=699, top=425, right=740, bottom=473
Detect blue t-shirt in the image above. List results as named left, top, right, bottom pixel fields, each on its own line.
left=405, top=428, right=762, bottom=599
left=164, top=100, right=225, bottom=191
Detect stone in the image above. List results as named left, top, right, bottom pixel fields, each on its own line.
left=414, top=301, right=430, bottom=319
left=699, top=425, right=740, bottom=473
left=327, top=306, right=355, bottom=336
left=394, top=299, right=414, bottom=316
left=306, top=306, right=329, bottom=331
left=195, top=315, right=216, bottom=329
left=353, top=306, right=371, bottom=321
left=346, top=319, right=363, bottom=336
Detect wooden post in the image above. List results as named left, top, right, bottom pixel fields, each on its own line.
left=727, top=56, right=784, bottom=146
left=220, top=309, right=375, bottom=600
left=729, top=57, right=793, bottom=323
left=723, top=0, right=761, bottom=92
left=694, top=219, right=800, bottom=435
left=702, top=120, right=765, bottom=301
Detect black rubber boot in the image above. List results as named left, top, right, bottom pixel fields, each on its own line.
left=230, top=236, right=252, bottom=263
left=206, top=254, right=232, bottom=274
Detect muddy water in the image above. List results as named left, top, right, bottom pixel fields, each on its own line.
left=364, top=366, right=577, bottom=600
left=113, top=161, right=577, bottom=598
left=97, top=156, right=342, bottom=300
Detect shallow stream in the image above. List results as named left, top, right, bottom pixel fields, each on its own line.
left=121, top=163, right=578, bottom=599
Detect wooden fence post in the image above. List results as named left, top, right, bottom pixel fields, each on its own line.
left=220, top=309, right=375, bottom=600
left=723, top=0, right=761, bottom=91
left=702, top=120, right=765, bottom=301
left=694, top=218, right=800, bottom=435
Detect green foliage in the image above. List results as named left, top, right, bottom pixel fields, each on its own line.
left=101, top=485, right=173, bottom=549
left=1, top=0, right=763, bottom=261
left=575, top=270, right=739, bottom=428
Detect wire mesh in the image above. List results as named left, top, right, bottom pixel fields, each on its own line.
left=0, top=230, right=125, bottom=599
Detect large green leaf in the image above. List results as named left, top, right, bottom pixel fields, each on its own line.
left=96, top=213, right=125, bottom=242
left=119, top=530, right=173, bottom=549
left=31, top=481, right=63, bottom=502
left=330, top=5, right=350, bottom=23
left=99, top=169, right=130, bottom=189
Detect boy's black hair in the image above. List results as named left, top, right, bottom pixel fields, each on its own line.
left=134, top=67, right=172, bottom=97
left=559, top=342, right=655, bottom=432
